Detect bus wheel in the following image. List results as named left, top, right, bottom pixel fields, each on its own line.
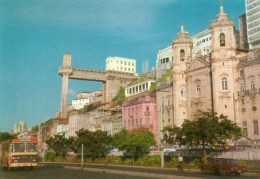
left=7, top=163, right=12, bottom=172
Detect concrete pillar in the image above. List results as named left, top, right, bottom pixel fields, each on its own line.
left=61, top=74, right=69, bottom=118
left=60, top=53, right=72, bottom=118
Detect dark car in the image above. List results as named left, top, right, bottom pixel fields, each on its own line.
left=200, top=158, right=246, bottom=176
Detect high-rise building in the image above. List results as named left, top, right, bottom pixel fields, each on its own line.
left=239, top=14, right=249, bottom=50
left=245, top=0, right=260, bottom=49
left=14, top=121, right=27, bottom=134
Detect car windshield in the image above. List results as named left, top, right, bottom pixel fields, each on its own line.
left=229, top=159, right=237, bottom=164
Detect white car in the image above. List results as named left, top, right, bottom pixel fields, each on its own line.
left=163, top=145, right=186, bottom=152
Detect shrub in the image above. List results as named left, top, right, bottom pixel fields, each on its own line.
left=44, top=151, right=56, bottom=162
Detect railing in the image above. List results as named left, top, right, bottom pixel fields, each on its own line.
left=59, top=66, right=136, bottom=77
left=238, top=91, right=246, bottom=97
left=248, top=89, right=257, bottom=95
left=73, top=67, right=106, bottom=74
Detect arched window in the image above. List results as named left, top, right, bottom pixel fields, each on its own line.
left=196, top=85, right=201, bottom=97
left=180, top=49, right=185, bottom=61
left=250, top=81, right=255, bottom=90
left=240, top=84, right=245, bottom=92
left=181, top=88, right=186, bottom=100
left=253, top=120, right=259, bottom=135
left=221, top=77, right=228, bottom=90
left=220, top=33, right=225, bottom=47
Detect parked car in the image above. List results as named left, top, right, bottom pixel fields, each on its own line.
left=163, top=145, right=186, bottom=153
left=200, top=158, right=246, bottom=176
left=150, top=145, right=160, bottom=152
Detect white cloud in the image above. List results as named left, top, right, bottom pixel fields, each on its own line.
left=68, top=88, right=76, bottom=96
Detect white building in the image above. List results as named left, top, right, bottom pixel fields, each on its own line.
left=125, top=80, right=155, bottom=97
left=56, top=123, right=69, bottom=138
left=156, top=46, right=173, bottom=69
left=72, top=91, right=102, bottom=110
left=191, top=29, right=212, bottom=57
left=245, top=0, right=260, bottom=49
left=14, top=121, right=27, bottom=134
left=106, top=56, right=136, bottom=74
left=156, top=29, right=211, bottom=79
left=156, top=46, right=173, bottom=79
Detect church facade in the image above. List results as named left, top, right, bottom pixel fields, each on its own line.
left=171, top=5, right=260, bottom=142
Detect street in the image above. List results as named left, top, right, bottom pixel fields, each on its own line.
left=1, top=163, right=259, bottom=179
left=0, top=164, right=147, bottom=179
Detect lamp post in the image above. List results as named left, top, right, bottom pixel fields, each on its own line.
left=81, top=144, right=84, bottom=170
left=158, top=89, right=170, bottom=168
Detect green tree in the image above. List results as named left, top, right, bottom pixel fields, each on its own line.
left=46, top=134, right=72, bottom=158
left=31, top=125, right=39, bottom=133
left=162, top=125, right=182, bottom=145
left=112, top=128, right=156, bottom=162
left=73, top=129, right=111, bottom=161
left=180, top=111, right=242, bottom=163
left=0, top=132, right=15, bottom=143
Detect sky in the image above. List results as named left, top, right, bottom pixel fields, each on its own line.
left=0, top=0, right=245, bottom=132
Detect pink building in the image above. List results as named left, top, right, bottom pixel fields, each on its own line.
left=122, top=94, right=157, bottom=139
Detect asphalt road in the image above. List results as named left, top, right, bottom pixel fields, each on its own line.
left=0, top=163, right=259, bottom=179
left=0, top=164, right=147, bottom=179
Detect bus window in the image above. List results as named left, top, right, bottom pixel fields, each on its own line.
left=26, top=143, right=37, bottom=152
left=13, top=143, right=26, bottom=152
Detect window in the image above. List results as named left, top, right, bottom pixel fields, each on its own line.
left=181, top=89, right=186, bottom=100
left=240, top=70, right=244, bottom=77
left=196, top=85, right=201, bottom=97
left=240, top=84, right=245, bottom=92
left=250, top=81, right=255, bottom=90
left=220, top=33, right=225, bottom=47
left=221, top=77, right=228, bottom=90
left=180, top=49, right=185, bottom=61
left=253, top=120, right=259, bottom=135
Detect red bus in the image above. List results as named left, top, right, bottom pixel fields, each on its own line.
left=0, top=137, right=39, bottom=171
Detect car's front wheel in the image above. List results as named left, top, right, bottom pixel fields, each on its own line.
left=218, top=169, right=227, bottom=176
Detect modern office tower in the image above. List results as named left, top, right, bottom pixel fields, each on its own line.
left=239, top=14, right=249, bottom=50
left=14, top=121, right=28, bottom=134
left=245, top=0, right=260, bottom=49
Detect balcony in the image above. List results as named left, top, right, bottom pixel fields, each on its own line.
left=249, top=89, right=257, bottom=96
left=165, top=105, right=172, bottom=110
left=219, top=91, right=231, bottom=98
left=144, top=111, right=150, bottom=116
left=192, top=97, right=202, bottom=104
left=238, top=91, right=245, bottom=97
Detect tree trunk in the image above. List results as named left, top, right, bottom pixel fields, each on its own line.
left=203, top=143, right=208, bottom=164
